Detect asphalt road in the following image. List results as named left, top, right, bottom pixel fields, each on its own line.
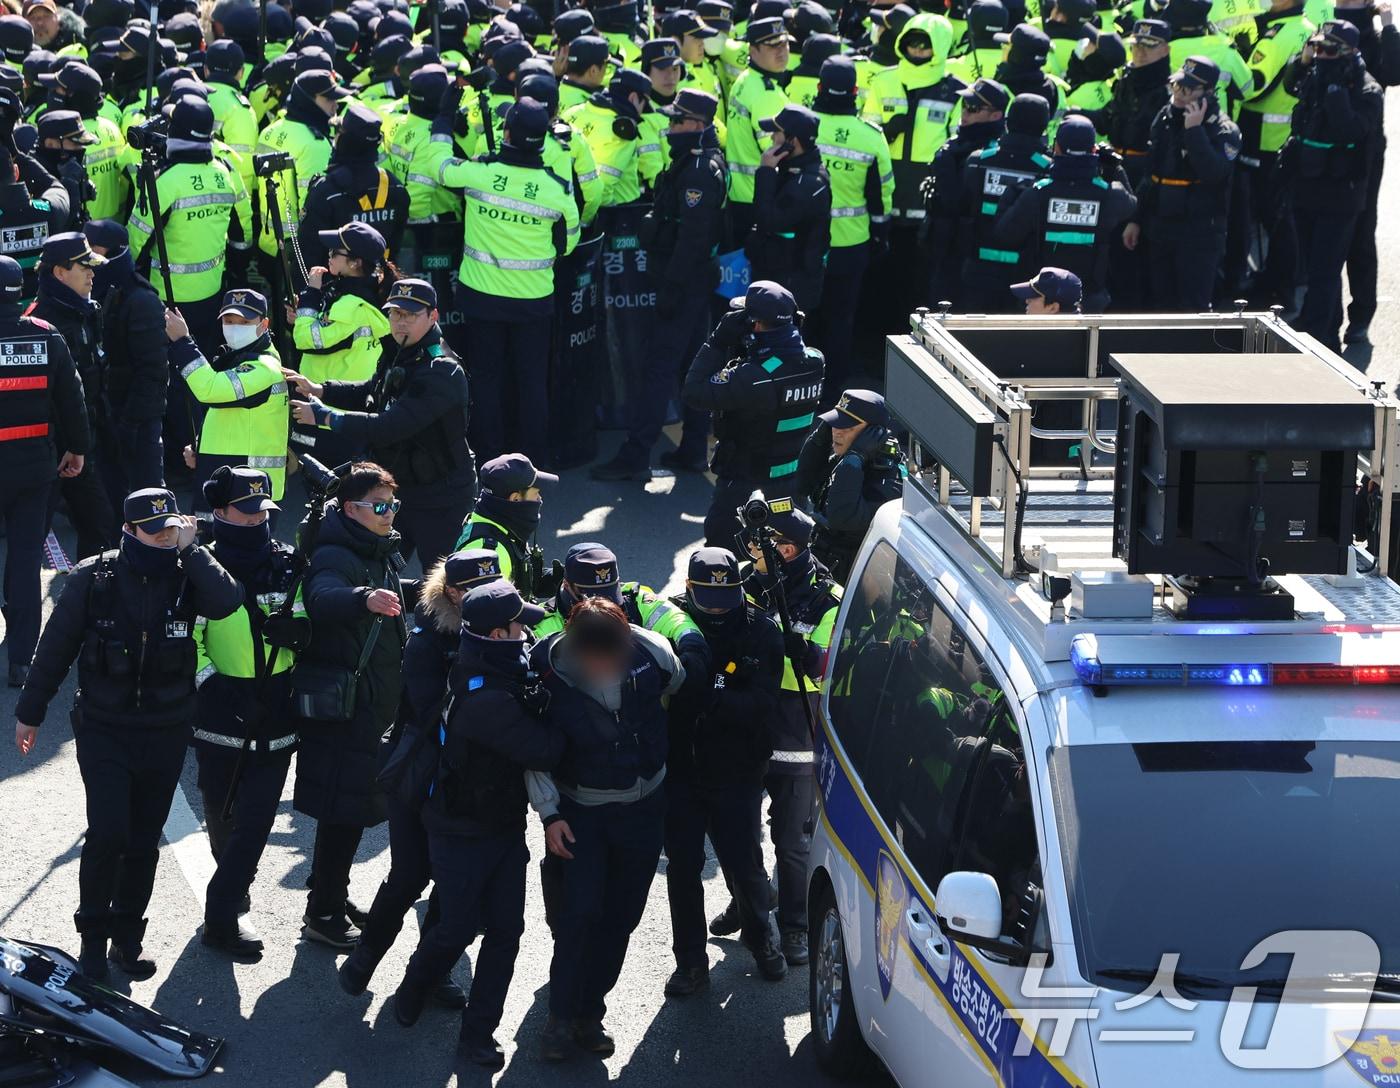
left=4, top=102, right=1400, bottom=1088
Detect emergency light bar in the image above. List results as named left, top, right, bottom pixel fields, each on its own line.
left=1069, top=633, right=1400, bottom=688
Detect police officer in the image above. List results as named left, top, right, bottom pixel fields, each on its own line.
left=393, top=580, right=564, bottom=1070
left=954, top=99, right=1048, bottom=308
left=727, top=505, right=839, bottom=966
left=425, top=97, right=580, bottom=466
left=558, top=32, right=609, bottom=114
left=1127, top=55, right=1242, bottom=311
left=85, top=218, right=167, bottom=503
left=1042, top=0, right=1098, bottom=76
left=15, top=486, right=241, bottom=980
left=339, top=549, right=501, bottom=1007
left=1065, top=29, right=1126, bottom=112
left=288, top=278, right=474, bottom=570
left=532, top=595, right=686, bottom=1061
left=1094, top=19, right=1174, bottom=192
left=1162, top=0, right=1252, bottom=113
left=748, top=103, right=832, bottom=314
left=37, top=62, right=126, bottom=221
left=991, top=24, right=1069, bottom=118
left=787, top=33, right=844, bottom=108
left=948, top=0, right=1009, bottom=84
left=166, top=289, right=289, bottom=504
left=205, top=40, right=257, bottom=194
left=0, top=254, right=87, bottom=689
left=561, top=67, right=659, bottom=210
left=297, top=104, right=410, bottom=267
left=1285, top=19, right=1384, bottom=350
left=592, top=88, right=725, bottom=480
left=994, top=113, right=1135, bottom=311
left=0, top=133, right=72, bottom=304
left=388, top=65, right=463, bottom=304
left=663, top=8, right=726, bottom=103
left=683, top=280, right=825, bottom=550
left=34, top=230, right=116, bottom=559
left=551, top=9, right=598, bottom=89
left=725, top=15, right=792, bottom=240
left=664, top=547, right=787, bottom=995
left=193, top=467, right=308, bottom=959
left=456, top=452, right=559, bottom=600
left=640, top=38, right=685, bottom=165
left=1011, top=264, right=1084, bottom=312
left=795, top=389, right=903, bottom=583
left=34, top=109, right=95, bottom=225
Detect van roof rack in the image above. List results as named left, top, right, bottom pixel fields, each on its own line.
left=886, top=309, right=1400, bottom=660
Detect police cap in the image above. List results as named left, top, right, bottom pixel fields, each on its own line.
left=204, top=38, right=246, bottom=73
left=383, top=277, right=437, bottom=313
left=0, top=16, right=32, bottom=63
left=553, top=7, right=596, bottom=42
left=124, top=487, right=183, bottom=530
left=1011, top=266, right=1083, bottom=308
left=870, top=3, right=914, bottom=32
left=40, top=61, right=103, bottom=100
left=660, top=86, right=718, bottom=121
left=295, top=23, right=336, bottom=56
left=1163, top=0, right=1210, bottom=33
left=1130, top=17, right=1171, bottom=45
left=995, top=22, right=1050, bottom=62
left=1316, top=18, right=1362, bottom=51
left=796, top=33, right=841, bottom=76
left=480, top=18, right=523, bottom=56
left=609, top=66, right=652, bottom=99
left=369, top=34, right=413, bottom=71
left=494, top=38, right=537, bottom=81
left=41, top=231, right=106, bottom=268
left=294, top=68, right=353, bottom=100
left=84, top=0, right=133, bottom=32
left=218, top=287, right=268, bottom=319
left=731, top=279, right=797, bottom=323
left=398, top=44, right=442, bottom=79
left=83, top=218, right=128, bottom=256
left=695, top=0, right=733, bottom=29
left=566, top=33, right=610, bottom=67
left=662, top=8, right=719, bottom=37
left=375, top=10, right=414, bottom=41
left=167, top=95, right=215, bottom=141
left=967, top=0, right=1007, bottom=34
left=759, top=102, right=819, bottom=143
left=317, top=220, right=387, bottom=268
left=1006, top=91, right=1050, bottom=134
left=505, top=2, right=547, bottom=39
left=408, top=63, right=450, bottom=109
left=516, top=71, right=560, bottom=111
left=480, top=452, right=559, bottom=495
left=503, top=95, right=550, bottom=149
left=818, top=54, right=857, bottom=95
left=641, top=36, right=683, bottom=69
left=444, top=549, right=502, bottom=589
left=165, top=11, right=204, bottom=51
left=745, top=15, right=789, bottom=44
left=294, top=47, right=337, bottom=75
left=687, top=546, right=745, bottom=610
left=324, top=11, right=360, bottom=52
left=205, top=466, right=279, bottom=513
left=338, top=101, right=383, bottom=142
left=0, top=256, right=22, bottom=302
left=167, top=76, right=210, bottom=102
left=1052, top=0, right=1095, bottom=21
left=1055, top=112, right=1097, bottom=154
left=461, top=580, right=547, bottom=635
left=792, top=0, right=836, bottom=35
left=820, top=389, right=890, bottom=430
left=564, top=542, right=623, bottom=604
left=958, top=76, right=1010, bottom=114
left=1172, top=53, right=1220, bottom=89
left=766, top=505, right=815, bottom=547
left=37, top=109, right=96, bottom=145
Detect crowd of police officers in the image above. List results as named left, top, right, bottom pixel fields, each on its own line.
left=0, top=0, right=1394, bottom=1068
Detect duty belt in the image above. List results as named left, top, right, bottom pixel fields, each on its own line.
left=1114, top=146, right=1149, bottom=157
left=1150, top=175, right=1197, bottom=186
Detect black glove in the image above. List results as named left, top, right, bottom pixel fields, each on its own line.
left=782, top=629, right=809, bottom=664
left=713, top=307, right=750, bottom=351
left=534, top=558, right=564, bottom=601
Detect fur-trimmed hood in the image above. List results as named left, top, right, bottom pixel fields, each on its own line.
left=418, top=562, right=463, bottom=636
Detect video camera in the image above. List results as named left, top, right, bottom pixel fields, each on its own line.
left=127, top=116, right=168, bottom=154
left=254, top=150, right=294, bottom=177
left=295, top=454, right=349, bottom=555
left=461, top=65, right=492, bottom=92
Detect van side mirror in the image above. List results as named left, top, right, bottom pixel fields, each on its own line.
left=933, top=871, right=1035, bottom=965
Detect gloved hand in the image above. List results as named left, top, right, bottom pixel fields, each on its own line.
left=534, top=558, right=565, bottom=601
left=713, top=307, right=750, bottom=351
left=870, top=221, right=892, bottom=260
left=782, top=629, right=809, bottom=664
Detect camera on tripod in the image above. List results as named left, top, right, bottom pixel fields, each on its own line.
left=295, top=454, right=348, bottom=554
left=254, top=150, right=294, bottom=177
left=127, top=116, right=168, bottom=154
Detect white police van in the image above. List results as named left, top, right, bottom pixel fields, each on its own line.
left=806, top=310, right=1400, bottom=1087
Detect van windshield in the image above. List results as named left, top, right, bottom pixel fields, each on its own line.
left=1049, top=741, right=1400, bottom=998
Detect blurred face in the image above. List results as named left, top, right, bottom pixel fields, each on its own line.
left=344, top=484, right=399, bottom=535
left=1130, top=37, right=1170, bottom=66
left=1170, top=76, right=1205, bottom=108
left=650, top=62, right=681, bottom=95
left=52, top=259, right=94, bottom=298
left=831, top=420, right=868, bottom=456
left=387, top=305, right=437, bottom=346
left=679, top=32, right=706, bottom=62
left=215, top=504, right=268, bottom=526
left=27, top=6, right=58, bottom=46
left=573, top=644, right=629, bottom=685
left=750, top=38, right=789, bottom=71
left=130, top=522, right=179, bottom=547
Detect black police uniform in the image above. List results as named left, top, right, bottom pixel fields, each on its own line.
left=664, top=552, right=787, bottom=989
left=604, top=100, right=725, bottom=476
left=1093, top=56, right=1172, bottom=190
left=1138, top=92, right=1242, bottom=311
left=396, top=590, right=564, bottom=1062
left=88, top=221, right=168, bottom=502
left=681, top=283, right=825, bottom=550
left=318, top=303, right=475, bottom=570
left=193, top=474, right=307, bottom=948
left=0, top=149, right=71, bottom=302
left=16, top=490, right=241, bottom=974
left=33, top=236, right=118, bottom=559
left=956, top=105, right=1053, bottom=312
left=34, top=110, right=94, bottom=228
left=748, top=125, right=832, bottom=313
left=1285, top=44, right=1384, bottom=350
left=994, top=142, right=1136, bottom=312
left=297, top=105, right=410, bottom=265
left=0, top=269, right=89, bottom=682
left=925, top=93, right=1005, bottom=307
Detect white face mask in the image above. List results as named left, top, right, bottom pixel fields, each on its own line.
left=222, top=322, right=261, bottom=350
left=703, top=34, right=725, bottom=55
left=1073, top=37, right=1093, bottom=59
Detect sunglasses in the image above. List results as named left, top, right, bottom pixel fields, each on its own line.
left=349, top=498, right=401, bottom=516
left=1314, top=41, right=1343, bottom=55
left=330, top=248, right=353, bottom=259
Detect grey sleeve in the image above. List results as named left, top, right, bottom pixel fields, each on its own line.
left=526, top=770, right=559, bottom=822
left=635, top=625, right=685, bottom=695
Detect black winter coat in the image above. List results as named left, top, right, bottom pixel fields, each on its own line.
left=0, top=307, right=89, bottom=480
left=292, top=507, right=408, bottom=827
left=98, top=272, right=168, bottom=424
left=748, top=147, right=832, bottom=315
left=297, top=160, right=410, bottom=263
left=32, top=277, right=104, bottom=426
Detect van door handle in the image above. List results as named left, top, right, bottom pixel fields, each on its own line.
left=906, top=907, right=932, bottom=942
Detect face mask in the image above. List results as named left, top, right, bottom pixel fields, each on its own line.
left=223, top=322, right=262, bottom=350
left=212, top=512, right=272, bottom=568
left=666, top=128, right=704, bottom=155
left=703, top=34, right=725, bottom=54
left=1073, top=37, right=1092, bottom=58
left=120, top=528, right=179, bottom=576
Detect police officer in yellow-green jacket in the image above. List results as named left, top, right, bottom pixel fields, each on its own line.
left=191, top=465, right=309, bottom=960
left=518, top=70, right=606, bottom=227
left=725, top=15, right=791, bottom=238
left=168, top=290, right=289, bottom=506
left=127, top=97, right=253, bottom=356
left=811, top=56, right=893, bottom=395
left=34, top=61, right=127, bottom=220
left=423, top=97, right=580, bottom=465
left=204, top=41, right=258, bottom=195
left=455, top=452, right=560, bottom=600
left=292, top=222, right=393, bottom=466
left=664, top=9, right=727, bottom=106
left=562, top=67, right=660, bottom=209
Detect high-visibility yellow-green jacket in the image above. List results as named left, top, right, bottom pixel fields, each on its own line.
left=207, top=80, right=259, bottom=191
left=602, top=29, right=642, bottom=67
left=725, top=64, right=790, bottom=204
left=255, top=116, right=332, bottom=255
left=388, top=113, right=465, bottom=225
left=533, top=582, right=701, bottom=642
left=1239, top=7, right=1315, bottom=153
left=561, top=95, right=658, bottom=206
left=781, top=584, right=841, bottom=693
left=947, top=46, right=1003, bottom=85
left=816, top=109, right=894, bottom=247
left=680, top=56, right=726, bottom=110
left=194, top=574, right=306, bottom=683
left=558, top=79, right=595, bottom=115
left=173, top=334, right=290, bottom=499
left=128, top=156, right=253, bottom=303
left=293, top=283, right=391, bottom=385
left=82, top=114, right=129, bottom=221
left=545, top=120, right=605, bottom=225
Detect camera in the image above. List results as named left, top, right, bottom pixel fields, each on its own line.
left=462, top=65, right=492, bottom=92
left=738, top=491, right=794, bottom=529
left=254, top=150, right=294, bottom=177
left=126, top=116, right=168, bottom=154
left=300, top=454, right=344, bottom=499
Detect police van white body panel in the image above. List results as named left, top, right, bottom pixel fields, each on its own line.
left=810, top=495, right=1400, bottom=1088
